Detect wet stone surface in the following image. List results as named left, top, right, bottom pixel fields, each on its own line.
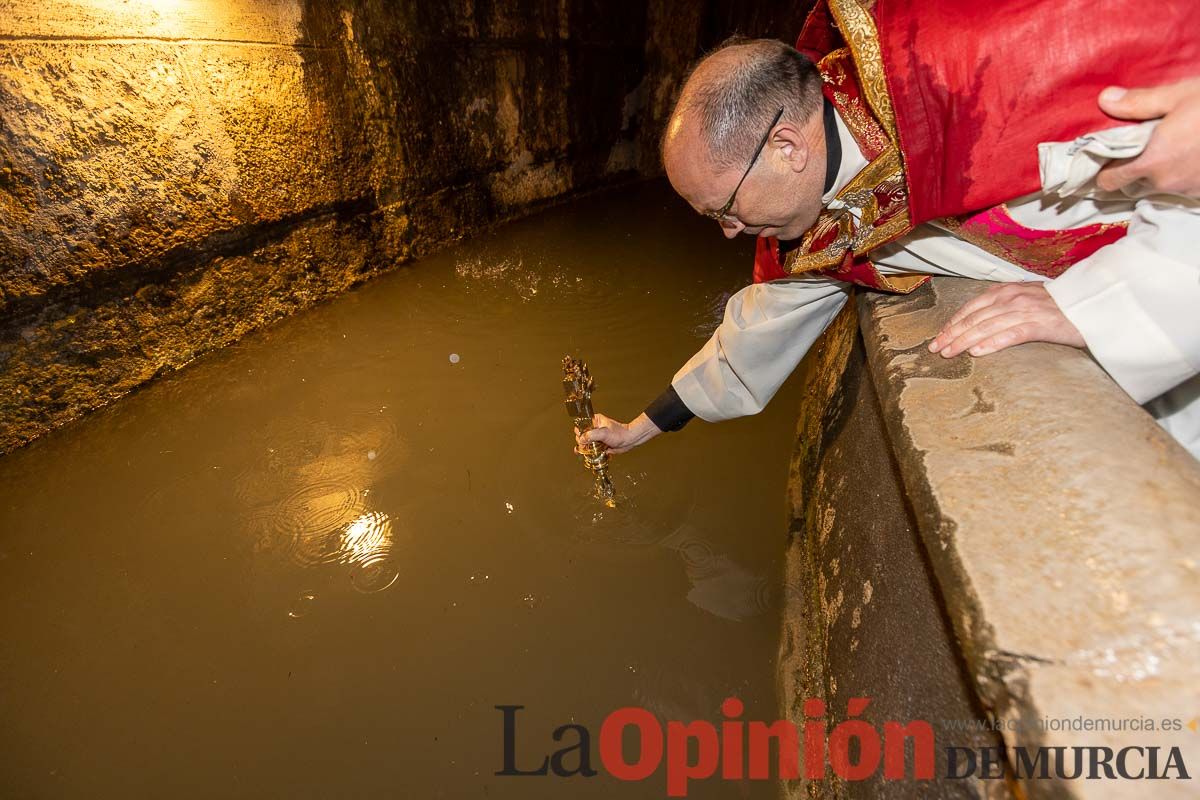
left=858, top=278, right=1200, bottom=800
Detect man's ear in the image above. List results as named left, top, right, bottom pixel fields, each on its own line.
left=772, top=124, right=810, bottom=174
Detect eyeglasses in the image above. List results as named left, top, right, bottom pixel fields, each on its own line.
left=703, top=106, right=785, bottom=222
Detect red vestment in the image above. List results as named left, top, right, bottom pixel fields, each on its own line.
left=753, top=0, right=1200, bottom=288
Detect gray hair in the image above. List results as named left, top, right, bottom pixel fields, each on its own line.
left=668, top=37, right=823, bottom=170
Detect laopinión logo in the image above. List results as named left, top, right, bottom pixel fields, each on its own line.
left=495, top=698, right=1192, bottom=797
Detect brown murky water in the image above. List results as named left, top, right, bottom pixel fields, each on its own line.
left=0, top=181, right=804, bottom=798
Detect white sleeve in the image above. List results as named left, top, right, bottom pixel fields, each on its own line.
left=1045, top=196, right=1200, bottom=404
left=671, top=277, right=850, bottom=422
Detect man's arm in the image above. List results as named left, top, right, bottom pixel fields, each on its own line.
left=1042, top=195, right=1200, bottom=404
left=928, top=112, right=1200, bottom=405
left=1097, top=77, right=1200, bottom=196
left=930, top=195, right=1200, bottom=406
left=669, top=277, right=849, bottom=421
left=579, top=277, right=850, bottom=455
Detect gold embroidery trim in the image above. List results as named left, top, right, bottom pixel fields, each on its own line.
left=784, top=145, right=911, bottom=274
left=821, top=49, right=891, bottom=157
left=827, top=0, right=897, bottom=141
left=874, top=273, right=928, bottom=294
left=783, top=0, right=919, bottom=285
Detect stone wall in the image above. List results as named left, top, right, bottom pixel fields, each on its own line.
left=0, top=0, right=811, bottom=454
left=783, top=279, right=1200, bottom=799
left=780, top=301, right=1007, bottom=800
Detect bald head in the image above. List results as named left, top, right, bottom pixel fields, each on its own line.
left=660, top=37, right=828, bottom=241
left=663, top=37, right=823, bottom=171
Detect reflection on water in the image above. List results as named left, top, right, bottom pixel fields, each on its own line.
left=236, top=409, right=403, bottom=595
left=455, top=254, right=583, bottom=301
left=287, top=590, right=317, bottom=618
left=342, top=512, right=398, bottom=592
left=0, top=182, right=804, bottom=799
left=661, top=525, right=774, bottom=623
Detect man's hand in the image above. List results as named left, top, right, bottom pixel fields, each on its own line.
left=574, top=412, right=662, bottom=456
left=928, top=283, right=1085, bottom=359
left=1097, top=77, right=1200, bottom=196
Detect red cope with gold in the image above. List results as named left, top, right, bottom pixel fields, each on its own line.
left=751, top=0, right=1200, bottom=292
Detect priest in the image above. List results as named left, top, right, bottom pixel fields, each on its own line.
left=577, top=0, right=1200, bottom=459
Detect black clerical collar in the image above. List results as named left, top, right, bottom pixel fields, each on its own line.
left=822, top=96, right=840, bottom=196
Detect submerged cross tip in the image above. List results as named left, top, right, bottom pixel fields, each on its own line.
left=562, top=356, right=617, bottom=507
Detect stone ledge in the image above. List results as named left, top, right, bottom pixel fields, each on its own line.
left=858, top=278, right=1200, bottom=799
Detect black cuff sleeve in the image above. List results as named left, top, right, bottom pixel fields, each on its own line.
left=643, top=385, right=695, bottom=433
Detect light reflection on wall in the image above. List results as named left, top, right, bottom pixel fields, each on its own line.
left=0, top=0, right=312, bottom=291
left=24, top=0, right=305, bottom=44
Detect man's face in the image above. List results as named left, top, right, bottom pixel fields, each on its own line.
left=663, top=113, right=826, bottom=243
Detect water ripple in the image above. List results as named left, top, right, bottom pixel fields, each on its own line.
left=341, top=511, right=399, bottom=593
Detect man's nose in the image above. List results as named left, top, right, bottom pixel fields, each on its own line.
left=718, top=218, right=743, bottom=239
